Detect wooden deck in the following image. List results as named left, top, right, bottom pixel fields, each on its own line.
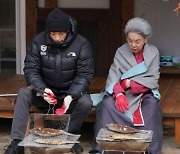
left=1, top=72, right=180, bottom=145
left=159, top=77, right=180, bottom=145
left=0, top=75, right=26, bottom=118
left=0, top=75, right=106, bottom=119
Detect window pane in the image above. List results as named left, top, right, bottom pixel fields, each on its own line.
left=0, top=0, right=16, bottom=76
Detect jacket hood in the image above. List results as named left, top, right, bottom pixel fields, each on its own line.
left=46, top=16, right=78, bottom=48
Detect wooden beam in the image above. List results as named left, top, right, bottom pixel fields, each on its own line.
left=26, top=0, right=37, bottom=45
left=37, top=8, right=108, bottom=22
left=162, top=117, right=175, bottom=126
left=44, top=0, right=57, bottom=8
left=122, top=0, right=134, bottom=43
left=109, top=0, right=122, bottom=63
left=175, top=118, right=180, bottom=145
left=0, top=111, right=14, bottom=118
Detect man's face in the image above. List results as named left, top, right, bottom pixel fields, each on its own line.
left=49, top=31, right=68, bottom=44
left=126, top=32, right=147, bottom=56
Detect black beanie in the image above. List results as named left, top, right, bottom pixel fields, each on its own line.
left=46, top=8, right=70, bottom=32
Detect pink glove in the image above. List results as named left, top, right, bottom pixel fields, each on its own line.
left=120, top=79, right=131, bottom=90
left=43, top=88, right=57, bottom=104
left=115, top=93, right=129, bottom=113
left=113, top=83, right=124, bottom=96
left=55, top=102, right=67, bottom=115
left=56, top=95, right=73, bottom=115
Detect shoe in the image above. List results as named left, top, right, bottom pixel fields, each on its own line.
left=145, top=151, right=151, bottom=154
left=71, top=143, right=83, bottom=154
left=144, top=149, right=151, bottom=154
left=89, top=150, right=101, bottom=154
left=4, top=140, right=24, bottom=154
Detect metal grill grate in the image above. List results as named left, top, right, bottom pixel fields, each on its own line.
left=96, top=128, right=153, bottom=152
left=19, top=113, right=80, bottom=153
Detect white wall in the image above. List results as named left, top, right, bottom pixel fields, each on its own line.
left=134, top=0, right=180, bottom=56
left=38, top=0, right=110, bottom=9
left=57, top=0, right=109, bottom=8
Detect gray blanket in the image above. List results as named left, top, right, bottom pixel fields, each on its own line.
left=105, top=43, right=160, bottom=121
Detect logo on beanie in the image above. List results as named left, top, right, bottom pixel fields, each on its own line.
left=40, top=45, right=47, bottom=55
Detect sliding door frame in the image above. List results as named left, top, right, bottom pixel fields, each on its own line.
left=16, top=0, right=26, bottom=74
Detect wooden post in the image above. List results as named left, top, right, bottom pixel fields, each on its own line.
left=175, top=118, right=180, bottom=145
left=26, top=0, right=37, bottom=45
left=121, top=0, right=134, bottom=43
left=44, top=0, right=57, bottom=8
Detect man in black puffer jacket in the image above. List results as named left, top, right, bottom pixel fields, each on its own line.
left=4, top=8, right=94, bottom=154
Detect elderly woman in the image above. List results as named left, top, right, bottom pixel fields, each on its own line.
left=89, top=17, right=163, bottom=154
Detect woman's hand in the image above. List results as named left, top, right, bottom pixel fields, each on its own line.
left=115, top=93, right=129, bottom=113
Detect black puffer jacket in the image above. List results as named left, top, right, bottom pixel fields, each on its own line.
left=24, top=17, right=94, bottom=99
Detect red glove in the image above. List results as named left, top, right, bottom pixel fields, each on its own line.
left=113, top=83, right=124, bottom=96
left=120, top=79, right=131, bottom=90
left=55, top=95, right=73, bottom=115
left=115, top=93, right=129, bottom=113
left=55, top=102, right=67, bottom=115
left=43, top=88, right=57, bottom=104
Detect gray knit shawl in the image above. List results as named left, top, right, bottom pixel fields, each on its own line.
left=106, top=43, right=160, bottom=119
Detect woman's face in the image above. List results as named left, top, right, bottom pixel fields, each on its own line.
left=126, top=32, right=147, bottom=55
left=49, top=31, right=68, bottom=44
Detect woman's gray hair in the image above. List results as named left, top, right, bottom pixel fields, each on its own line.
left=124, top=17, right=152, bottom=38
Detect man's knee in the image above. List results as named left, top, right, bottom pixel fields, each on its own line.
left=18, top=86, right=32, bottom=96
left=77, top=94, right=92, bottom=109
left=16, top=86, right=34, bottom=106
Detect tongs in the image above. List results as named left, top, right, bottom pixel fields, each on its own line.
left=28, top=85, right=56, bottom=114
left=28, top=85, right=56, bottom=98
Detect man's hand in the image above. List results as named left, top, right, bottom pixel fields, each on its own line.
left=56, top=95, right=73, bottom=115
left=43, top=88, right=57, bottom=104
left=115, top=93, right=129, bottom=113
left=64, top=95, right=73, bottom=112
